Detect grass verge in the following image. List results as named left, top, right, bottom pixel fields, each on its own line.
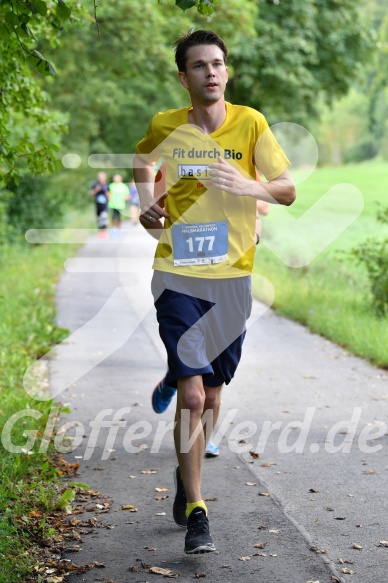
left=253, top=160, right=388, bottom=368
left=0, top=211, right=94, bottom=582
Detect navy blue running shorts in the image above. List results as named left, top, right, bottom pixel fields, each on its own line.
left=151, top=271, right=252, bottom=388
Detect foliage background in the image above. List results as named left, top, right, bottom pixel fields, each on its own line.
left=2, top=0, right=385, bottom=246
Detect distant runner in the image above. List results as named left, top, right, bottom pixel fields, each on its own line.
left=108, top=174, right=130, bottom=228
left=89, top=172, right=109, bottom=232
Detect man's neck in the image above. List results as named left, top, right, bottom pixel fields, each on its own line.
left=188, top=99, right=227, bottom=135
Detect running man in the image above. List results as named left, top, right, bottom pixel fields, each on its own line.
left=134, top=29, right=295, bottom=555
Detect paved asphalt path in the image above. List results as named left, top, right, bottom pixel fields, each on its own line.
left=49, top=224, right=388, bottom=583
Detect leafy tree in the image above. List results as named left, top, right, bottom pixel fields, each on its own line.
left=227, top=0, right=373, bottom=125
left=45, top=0, right=257, bottom=158
left=315, top=0, right=387, bottom=163
left=316, top=88, right=375, bottom=165
left=368, top=10, right=388, bottom=158
left=0, top=1, right=84, bottom=184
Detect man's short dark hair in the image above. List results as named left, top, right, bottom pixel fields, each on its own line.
left=174, top=29, right=228, bottom=73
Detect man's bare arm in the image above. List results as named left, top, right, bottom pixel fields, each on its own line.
left=133, top=155, right=169, bottom=240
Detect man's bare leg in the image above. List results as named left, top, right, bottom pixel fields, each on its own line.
left=203, top=385, right=222, bottom=447
left=173, top=378, right=220, bottom=554
left=174, top=375, right=205, bottom=503
left=174, top=377, right=222, bottom=503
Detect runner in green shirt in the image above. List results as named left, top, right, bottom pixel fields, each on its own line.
left=108, top=174, right=130, bottom=228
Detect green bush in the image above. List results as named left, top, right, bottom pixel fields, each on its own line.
left=343, top=140, right=378, bottom=164
left=5, top=174, right=64, bottom=241
left=351, top=207, right=388, bottom=316
left=0, top=190, right=11, bottom=247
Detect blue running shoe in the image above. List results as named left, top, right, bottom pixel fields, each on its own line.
left=205, top=440, right=220, bottom=458
left=152, top=378, right=177, bottom=414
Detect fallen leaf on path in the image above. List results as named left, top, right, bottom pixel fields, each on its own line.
left=156, top=512, right=166, bottom=516
left=195, top=574, right=206, bottom=579
left=334, top=517, right=347, bottom=520
left=330, top=577, right=342, bottom=582
left=253, top=543, right=268, bottom=549
left=154, top=496, right=168, bottom=501
left=121, top=505, right=137, bottom=512
left=259, top=492, right=270, bottom=497
left=249, top=451, right=259, bottom=459
left=338, top=558, right=354, bottom=564
left=239, top=556, right=250, bottom=561
left=88, top=490, right=101, bottom=497
left=204, top=497, right=218, bottom=501
left=142, top=469, right=158, bottom=474
left=269, top=553, right=278, bottom=557
left=65, top=545, right=81, bottom=552
left=149, top=566, right=179, bottom=577
left=155, top=488, right=168, bottom=492
left=378, top=540, right=388, bottom=547
left=252, top=552, right=267, bottom=557
left=363, top=469, right=376, bottom=474
left=130, top=475, right=137, bottom=479
left=261, top=462, right=277, bottom=467
left=268, top=529, right=281, bottom=534
left=309, top=488, right=319, bottom=493
left=352, top=543, right=362, bottom=550
left=136, top=444, right=149, bottom=453
left=341, top=567, right=354, bottom=574
left=246, top=482, right=257, bottom=486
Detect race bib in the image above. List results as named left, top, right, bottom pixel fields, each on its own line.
left=172, top=221, right=228, bottom=266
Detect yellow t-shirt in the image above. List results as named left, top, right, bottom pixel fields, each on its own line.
left=136, top=102, right=290, bottom=278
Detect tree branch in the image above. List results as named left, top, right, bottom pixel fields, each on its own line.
left=93, top=0, right=100, bottom=36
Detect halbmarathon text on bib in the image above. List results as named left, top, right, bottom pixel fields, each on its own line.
left=172, top=221, right=228, bottom=266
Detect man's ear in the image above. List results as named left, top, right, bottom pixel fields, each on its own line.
left=178, top=71, right=188, bottom=89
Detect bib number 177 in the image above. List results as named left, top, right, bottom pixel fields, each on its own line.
left=186, top=236, right=215, bottom=253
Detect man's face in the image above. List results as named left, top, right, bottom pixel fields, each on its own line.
left=178, top=44, right=228, bottom=105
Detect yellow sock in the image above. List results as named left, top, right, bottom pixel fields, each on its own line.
left=186, top=500, right=208, bottom=519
